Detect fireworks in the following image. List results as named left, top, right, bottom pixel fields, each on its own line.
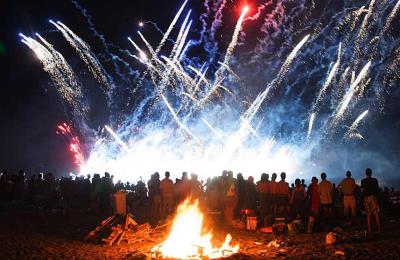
left=56, top=123, right=85, bottom=168
left=20, top=0, right=400, bottom=181
left=344, top=110, right=369, bottom=140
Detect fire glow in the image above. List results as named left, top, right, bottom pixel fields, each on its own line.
left=152, top=198, right=239, bottom=259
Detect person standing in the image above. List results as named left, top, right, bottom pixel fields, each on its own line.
left=175, top=172, right=190, bottom=204
left=270, top=173, right=278, bottom=215
left=290, top=179, right=307, bottom=219
left=148, top=172, right=161, bottom=220
left=361, top=168, right=381, bottom=234
left=318, top=172, right=333, bottom=218
left=339, top=171, right=356, bottom=221
left=307, top=177, right=320, bottom=217
left=189, top=173, right=203, bottom=199
left=160, top=171, right=174, bottom=218
left=257, top=173, right=270, bottom=224
left=244, top=176, right=257, bottom=211
left=275, top=172, right=290, bottom=217
left=224, top=179, right=238, bottom=226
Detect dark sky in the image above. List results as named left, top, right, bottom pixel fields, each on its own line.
left=0, top=0, right=182, bottom=175
left=0, top=0, right=399, bottom=179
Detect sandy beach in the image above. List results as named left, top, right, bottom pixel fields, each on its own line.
left=1, top=208, right=400, bottom=259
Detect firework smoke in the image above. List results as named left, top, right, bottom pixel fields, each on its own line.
left=19, top=0, right=400, bottom=181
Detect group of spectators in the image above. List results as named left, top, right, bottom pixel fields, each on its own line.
left=147, top=168, right=386, bottom=233
left=0, top=168, right=397, bottom=234
left=0, top=170, right=119, bottom=213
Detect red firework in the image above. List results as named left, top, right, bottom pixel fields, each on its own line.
left=56, top=122, right=85, bottom=168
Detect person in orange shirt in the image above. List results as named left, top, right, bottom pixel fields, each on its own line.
left=275, top=172, right=290, bottom=217
left=160, top=171, right=174, bottom=218
left=256, top=173, right=270, bottom=225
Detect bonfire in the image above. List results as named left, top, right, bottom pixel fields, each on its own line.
left=152, top=198, right=239, bottom=259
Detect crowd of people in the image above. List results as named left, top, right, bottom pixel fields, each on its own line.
left=0, top=168, right=398, bottom=234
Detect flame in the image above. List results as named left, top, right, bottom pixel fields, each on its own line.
left=152, top=198, right=239, bottom=259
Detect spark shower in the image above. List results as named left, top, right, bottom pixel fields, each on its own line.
left=19, top=0, right=400, bottom=181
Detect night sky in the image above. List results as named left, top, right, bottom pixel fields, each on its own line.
left=0, top=0, right=399, bottom=180
left=0, top=0, right=181, bottom=174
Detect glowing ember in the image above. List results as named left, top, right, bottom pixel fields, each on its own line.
left=152, top=198, right=239, bottom=259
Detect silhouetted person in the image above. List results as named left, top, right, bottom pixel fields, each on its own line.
left=148, top=172, right=161, bottom=220
left=189, top=173, right=203, bottom=199
left=318, top=172, right=333, bottom=218
left=307, top=177, right=320, bottom=217
left=257, top=173, right=270, bottom=224
left=224, top=175, right=237, bottom=226
left=290, top=178, right=306, bottom=219
left=339, top=171, right=356, bottom=220
left=236, top=173, right=246, bottom=213
left=270, top=173, right=278, bottom=214
left=361, top=168, right=381, bottom=234
left=160, top=171, right=174, bottom=217
left=175, top=172, right=190, bottom=204
left=244, top=176, right=257, bottom=210
left=301, top=179, right=307, bottom=189
left=275, top=172, right=290, bottom=216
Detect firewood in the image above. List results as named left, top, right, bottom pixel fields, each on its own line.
left=108, top=229, right=123, bottom=246
left=117, top=230, right=126, bottom=245
left=84, top=215, right=116, bottom=240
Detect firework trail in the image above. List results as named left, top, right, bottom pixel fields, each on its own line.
left=313, top=43, right=342, bottom=111
left=154, top=0, right=188, bottom=55
left=199, top=6, right=249, bottom=106
left=104, top=125, right=129, bottom=151
left=344, top=110, right=369, bottom=140
left=50, top=21, right=112, bottom=89
left=278, top=34, right=310, bottom=83
left=19, top=0, right=400, bottom=181
left=217, top=62, right=240, bottom=81
left=206, top=0, right=227, bottom=62
left=353, top=0, right=376, bottom=67
left=218, top=6, right=249, bottom=72
left=201, top=118, right=222, bottom=139
left=170, top=10, right=192, bottom=59
left=307, top=113, right=316, bottom=139
left=383, top=0, right=400, bottom=33
left=19, top=34, right=84, bottom=116
left=161, top=94, right=202, bottom=146
left=334, top=61, right=371, bottom=122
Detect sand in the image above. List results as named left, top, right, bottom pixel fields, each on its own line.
left=0, top=209, right=399, bottom=259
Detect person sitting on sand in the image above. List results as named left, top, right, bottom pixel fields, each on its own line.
left=361, top=168, right=381, bottom=234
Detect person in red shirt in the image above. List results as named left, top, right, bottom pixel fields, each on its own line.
left=307, top=177, right=320, bottom=217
